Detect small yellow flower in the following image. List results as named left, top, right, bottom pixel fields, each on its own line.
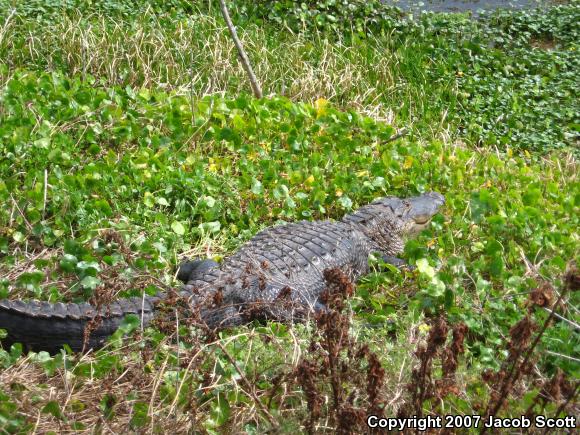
left=314, top=98, right=329, bottom=117
left=418, top=323, right=431, bottom=334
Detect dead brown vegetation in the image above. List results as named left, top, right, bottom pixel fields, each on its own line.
left=1, top=264, right=578, bottom=433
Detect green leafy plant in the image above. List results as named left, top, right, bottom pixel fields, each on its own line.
left=0, top=1, right=578, bottom=432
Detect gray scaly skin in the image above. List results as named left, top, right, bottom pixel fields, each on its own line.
left=0, top=192, right=444, bottom=353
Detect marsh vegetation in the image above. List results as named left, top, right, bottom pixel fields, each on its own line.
left=0, top=1, right=578, bottom=432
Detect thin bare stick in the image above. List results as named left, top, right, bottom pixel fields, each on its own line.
left=217, top=0, right=263, bottom=98
left=542, top=307, right=580, bottom=331
left=10, top=194, right=33, bottom=231
left=384, top=128, right=408, bottom=144
left=43, top=169, right=48, bottom=219
left=545, top=350, right=580, bottom=363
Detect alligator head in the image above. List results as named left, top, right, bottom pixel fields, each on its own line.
left=343, top=191, right=445, bottom=255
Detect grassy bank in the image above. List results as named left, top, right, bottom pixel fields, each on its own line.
left=1, top=2, right=579, bottom=151
left=0, top=1, right=578, bottom=432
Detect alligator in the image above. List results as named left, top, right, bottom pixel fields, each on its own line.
left=0, top=192, right=444, bottom=353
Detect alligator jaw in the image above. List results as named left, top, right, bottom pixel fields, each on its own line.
left=404, top=191, right=446, bottom=234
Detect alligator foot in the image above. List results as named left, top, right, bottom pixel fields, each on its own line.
left=380, top=254, right=415, bottom=271
left=177, top=258, right=219, bottom=283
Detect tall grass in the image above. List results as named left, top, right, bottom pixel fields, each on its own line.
left=0, top=10, right=456, bottom=129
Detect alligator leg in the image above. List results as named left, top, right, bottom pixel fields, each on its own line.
left=177, top=258, right=219, bottom=283
left=313, top=301, right=330, bottom=314
left=380, top=254, right=415, bottom=271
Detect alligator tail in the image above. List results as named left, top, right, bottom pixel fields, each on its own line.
left=0, top=296, right=160, bottom=354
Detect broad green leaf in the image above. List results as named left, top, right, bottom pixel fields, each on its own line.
left=416, top=258, right=435, bottom=279
left=42, top=401, right=65, bottom=420
left=171, top=221, right=186, bottom=235
left=80, top=276, right=101, bottom=289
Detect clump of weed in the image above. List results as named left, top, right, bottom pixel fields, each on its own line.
left=398, top=263, right=578, bottom=431
left=524, top=368, right=577, bottom=420
left=294, top=268, right=386, bottom=434
left=398, top=317, right=467, bottom=418
left=481, top=264, right=579, bottom=427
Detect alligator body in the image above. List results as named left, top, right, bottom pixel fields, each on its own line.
left=0, top=192, right=444, bottom=353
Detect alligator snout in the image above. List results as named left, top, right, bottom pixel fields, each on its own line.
left=424, top=191, right=446, bottom=206
left=400, top=191, right=445, bottom=236
left=408, top=191, right=445, bottom=223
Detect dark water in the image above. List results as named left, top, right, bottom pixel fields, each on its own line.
left=386, top=0, right=547, bottom=15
